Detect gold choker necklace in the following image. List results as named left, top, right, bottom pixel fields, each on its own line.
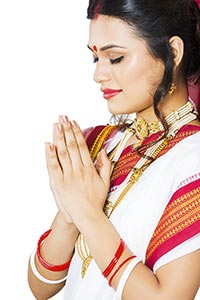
left=133, top=118, right=163, bottom=148
left=132, top=101, right=198, bottom=147
left=133, top=118, right=163, bottom=140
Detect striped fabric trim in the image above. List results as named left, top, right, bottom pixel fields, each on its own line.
left=178, top=172, right=200, bottom=189
left=145, top=178, right=200, bottom=269
left=89, top=125, right=117, bottom=161
left=85, top=125, right=106, bottom=150
left=111, top=127, right=200, bottom=188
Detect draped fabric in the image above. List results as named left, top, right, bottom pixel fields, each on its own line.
left=146, top=177, right=200, bottom=269
left=64, top=124, right=200, bottom=300
left=110, top=125, right=200, bottom=190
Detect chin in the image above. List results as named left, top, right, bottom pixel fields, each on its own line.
left=108, top=106, right=135, bottom=117
left=107, top=105, right=126, bottom=115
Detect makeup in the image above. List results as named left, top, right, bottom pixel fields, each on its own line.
left=93, top=45, right=98, bottom=52
left=101, top=88, right=123, bottom=100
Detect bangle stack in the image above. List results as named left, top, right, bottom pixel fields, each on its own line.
left=30, top=249, right=68, bottom=285
left=102, top=239, right=126, bottom=278
left=116, top=257, right=142, bottom=299
left=30, top=229, right=73, bottom=285
left=101, top=237, right=141, bottom=295
left=36, top=229, right=72, bottom=272
left=108, top=255, right=136, bottom=286
left=31, top=230, right=141, bottom=292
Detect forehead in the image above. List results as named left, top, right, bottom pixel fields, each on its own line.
left=88, top=15, right=138, bottom=48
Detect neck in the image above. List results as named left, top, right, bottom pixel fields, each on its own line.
left=136, top=83, right=189, bottom=122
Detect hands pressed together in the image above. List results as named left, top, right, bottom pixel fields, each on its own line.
left=45, top=115, right=111, bottom=227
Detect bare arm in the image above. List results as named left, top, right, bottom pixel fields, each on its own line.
left=42, top=116, right=200, bottom=299
left=28, top=212, right=79, bottom=300
left=75, top=209, right=200, bottom=300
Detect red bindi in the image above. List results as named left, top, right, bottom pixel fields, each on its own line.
left=93, top=45, right=98, bottom=52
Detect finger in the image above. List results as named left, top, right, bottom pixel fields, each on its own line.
left=53, top=123, right=72, bottom=174
left=59, top=116, right=84, bottom=172
left=96, top=149, right=111, bottom=190
left=45, top=142, right=63, bottom=183
left=69, top=120, right=94, bottom=166
left=45, top=143, right=73, bottom=219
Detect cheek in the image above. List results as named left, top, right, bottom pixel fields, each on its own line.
left=118, top=58, right=151, bottom=95
left=127, top=57, right=147, bottom=79
left=118, top=56, right=164, bottom=95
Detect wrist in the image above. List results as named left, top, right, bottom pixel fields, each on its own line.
left=55, top=212, right=79, bottom=235
left=37, top=229, right=73, bottom=272
left=73, top=205, right=105, bottom=231
left=36, top=213, right=79, bottom=269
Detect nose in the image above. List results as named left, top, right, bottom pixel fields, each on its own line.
left=93, top=61, right=111, bottom=84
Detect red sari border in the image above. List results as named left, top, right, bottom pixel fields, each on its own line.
left=111, top=125, right=200, bottom=189
left=145, top=178, right=200, bottom=269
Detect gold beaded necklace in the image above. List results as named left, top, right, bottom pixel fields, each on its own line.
left=76, top=101, right=198, bottom=278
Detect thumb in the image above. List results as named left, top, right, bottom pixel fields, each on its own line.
left=96, top=149, right=111, bottom=188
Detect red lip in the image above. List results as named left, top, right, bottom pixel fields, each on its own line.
left=101, top=88, right=122, bottom=100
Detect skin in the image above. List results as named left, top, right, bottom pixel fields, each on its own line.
left=89, top=16, right=187, bottom=121
left=28, top=15, right=200, bottom=300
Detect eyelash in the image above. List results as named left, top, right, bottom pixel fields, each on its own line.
left=93, top=56, right=124, bottom=65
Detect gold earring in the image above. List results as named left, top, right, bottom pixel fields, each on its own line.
left=168, top=82, right=176, bottom=95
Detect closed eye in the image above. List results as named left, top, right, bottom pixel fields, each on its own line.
left=110, top=56, right=124, bottom=64
left=93, top=55, right=124, bottom=64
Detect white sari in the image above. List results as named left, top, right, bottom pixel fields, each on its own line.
left=63, top=130, right=200, bottom=300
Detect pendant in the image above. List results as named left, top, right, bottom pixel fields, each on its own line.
left=81, top=255, right=93, bottom=278
left=134, top=117, right=149, bottom=140
left=103, top=200, right=113, bottom=216
left=130, top=168, right=143, bottom=183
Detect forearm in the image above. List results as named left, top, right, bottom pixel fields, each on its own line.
left=28, top=212, right=79, bottom=300
left=42, top=118, right=200, bottom=299
left=74, top=208, right=182, bottom=300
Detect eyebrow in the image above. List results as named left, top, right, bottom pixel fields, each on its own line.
left=87, top=44, right=127, bottom=52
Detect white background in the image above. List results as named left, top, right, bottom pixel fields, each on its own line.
left=0, top=1, right=199, bottom=300
left=0, top=1, right=109, bottom=299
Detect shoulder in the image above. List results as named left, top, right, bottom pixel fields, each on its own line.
left=161, top=129, right=200, bottom=166
left=171, top=130, right=200, bottom=165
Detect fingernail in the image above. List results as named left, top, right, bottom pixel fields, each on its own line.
left=60, top=115, right=69, bottom=124
left=71, top=120, right=77, bottom=128
left=45, top=142, right=55, bottom=152
left=49, top=144, right=55, bottom=151
left=56, top=123, right=62, bottom=133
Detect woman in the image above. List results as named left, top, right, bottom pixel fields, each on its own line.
left=28, top=1, right=200, bottom=299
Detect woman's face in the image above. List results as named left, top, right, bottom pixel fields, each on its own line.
left=88, top=15, right=164, bottom=119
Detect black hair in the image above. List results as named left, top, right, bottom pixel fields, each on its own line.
left=87, top=0, right=200, bottom=127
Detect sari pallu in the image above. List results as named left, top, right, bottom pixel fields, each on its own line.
left=64, top=126, right=200, bottom=300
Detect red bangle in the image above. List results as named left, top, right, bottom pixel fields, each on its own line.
left=108, top=255, right=136, bottom=286
left=36, top=229, right=73, bottom=272
left=102, top=239, right=126, bottom=278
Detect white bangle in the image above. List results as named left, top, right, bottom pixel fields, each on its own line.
left=116, top=257, right=141, bottom=300
left=30, top=249, right=67, bottom=285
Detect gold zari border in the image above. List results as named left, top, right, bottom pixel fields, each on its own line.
left=146, top=188, right=200, bottom=260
